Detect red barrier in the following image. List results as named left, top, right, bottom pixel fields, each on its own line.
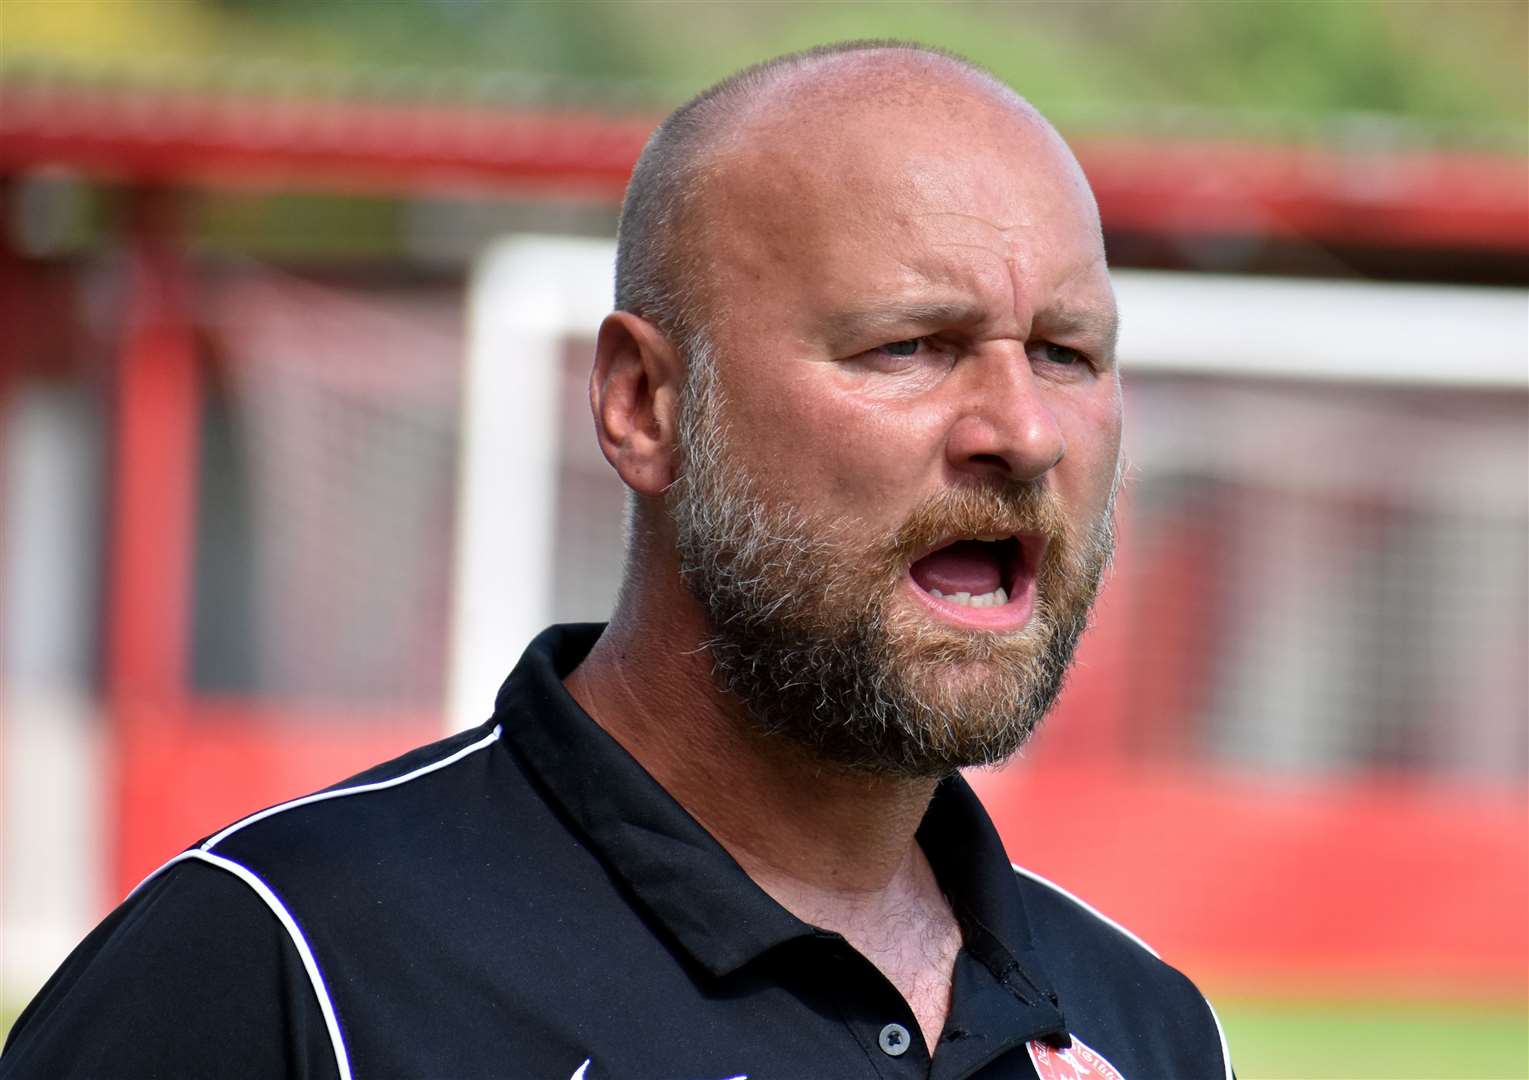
left=112, top=700, right=440, bottom=898
left=970, top=761, right=1529, bottom=997
left=4, top=82, right=1525, bottom=253
left=111, top=687, right=1528, bottom=996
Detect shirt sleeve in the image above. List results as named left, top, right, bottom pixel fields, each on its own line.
left=2, top=860, right=340, bottom=1080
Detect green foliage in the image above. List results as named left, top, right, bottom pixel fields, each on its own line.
left=6, top=0, right=1526, bottom=141
left=1113, top=0, right=1525, bottom=124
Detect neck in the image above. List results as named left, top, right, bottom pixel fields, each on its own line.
left=566, top=605, right=939, bottom=904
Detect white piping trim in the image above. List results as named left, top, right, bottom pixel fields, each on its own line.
left=1011, top=862, right=1159, bottom=957
left=1205, top=993, right=1235, bottom=1080
left=121, top=723, right=504, bottom=1080
left=1013, top=863, right=1234, bottom=1078
left=135, top=849, right=354, bottom=1080
left=200, top=724, right=503, bottom=851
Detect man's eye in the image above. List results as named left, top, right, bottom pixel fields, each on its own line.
left=1038, top=342, right=1086, bottom=366
left=879, top=339, right=923, bottom=357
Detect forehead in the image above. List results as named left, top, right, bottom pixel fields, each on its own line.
left=691, top=69, right=1110, bottom=343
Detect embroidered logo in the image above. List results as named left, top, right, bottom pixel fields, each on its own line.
left=1027, top=1035, right=1127, bottom=1080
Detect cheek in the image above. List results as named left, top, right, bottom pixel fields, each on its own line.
left=1058, top=383, right=1123, bottom=504
left=815, top=392, right=959, bottom=506
left=736, top=374, right=953, bottom=508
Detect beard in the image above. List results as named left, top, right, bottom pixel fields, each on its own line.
left=667, top=341, right=1118, bottom=779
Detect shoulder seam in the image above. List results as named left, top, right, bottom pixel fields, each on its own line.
left=1009, top=862, right=1160, bottom=958
left=200, top=724, right=503, bottom=852
left=136, top=849, right=354, bottom=1080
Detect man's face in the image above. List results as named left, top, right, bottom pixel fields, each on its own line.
left=668, top=78, right=1123, bottom=777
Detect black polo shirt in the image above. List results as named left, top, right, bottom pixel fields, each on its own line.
left=3, top=624, right=1232, bottom=1080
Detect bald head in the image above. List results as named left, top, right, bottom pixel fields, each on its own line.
left=614, top=41, right=1069, bottom=354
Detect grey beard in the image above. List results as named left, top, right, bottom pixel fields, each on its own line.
left=667, top=341, right=1116, bottom=779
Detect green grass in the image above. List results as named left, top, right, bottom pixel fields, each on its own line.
left=1218, top=996, right=1529, bottom=1080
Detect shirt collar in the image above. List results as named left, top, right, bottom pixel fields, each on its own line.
left=919, top=777, right=1061, bottom=1012
left=493, top=622, right=1061, bottom=1015
left=494, top=623, right=814, bottom=977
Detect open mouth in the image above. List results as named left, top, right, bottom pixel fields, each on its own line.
left=908, top=535, right=1034, bottom=609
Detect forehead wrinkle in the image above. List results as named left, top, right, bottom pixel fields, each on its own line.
left=931, top=240, right=1018, bottom=258
left=923, top=211, right=1022, bottom=230
left=1015, top=245, right=1115, bottom=322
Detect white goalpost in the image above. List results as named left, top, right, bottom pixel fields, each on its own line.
left=447, top=238, right=621, bottom=732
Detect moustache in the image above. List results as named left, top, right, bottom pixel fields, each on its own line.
left=887, top=482, right=1070, bottom=566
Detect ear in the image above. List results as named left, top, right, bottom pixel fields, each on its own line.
left=590, top=311, right=686, bottom=496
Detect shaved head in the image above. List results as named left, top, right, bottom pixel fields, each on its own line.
left=614, top=41, right=1048, bottom=354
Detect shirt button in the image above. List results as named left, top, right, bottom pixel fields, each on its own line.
left=878, top=1022, right=912, bottom=1057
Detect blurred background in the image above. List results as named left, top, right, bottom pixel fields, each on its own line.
left=2, top=2, right=1525, bottom=1076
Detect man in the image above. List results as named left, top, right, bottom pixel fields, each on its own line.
left=3, top=42, right=1233, bottom=1079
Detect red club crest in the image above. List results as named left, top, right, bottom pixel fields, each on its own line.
left=1027, top=1035, right=1127, bottom=1080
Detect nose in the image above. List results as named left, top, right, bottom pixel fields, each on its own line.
left=943, top=346, right=1066, bottom=482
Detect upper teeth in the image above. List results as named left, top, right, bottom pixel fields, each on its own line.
left=929, top=586, right=1009, bottom=608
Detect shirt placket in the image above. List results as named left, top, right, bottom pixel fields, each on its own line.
left=812, top=943, right=939, bottom=1079
left=926, top=948, right=1063, bottom=1079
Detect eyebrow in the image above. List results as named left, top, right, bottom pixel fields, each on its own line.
left=818, top=300, right=988, bottom=349
left=820, top=299, right=1120, bottom=354
left=1041, top=304, right=1121, bottom=354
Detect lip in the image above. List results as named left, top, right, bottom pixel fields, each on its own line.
left=902, top=533, right=1048, bottom=633
left=907, top=531, right=1049, bottom=568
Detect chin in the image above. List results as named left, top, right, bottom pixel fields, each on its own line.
left=904, top=658, right=1015, bottom=708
